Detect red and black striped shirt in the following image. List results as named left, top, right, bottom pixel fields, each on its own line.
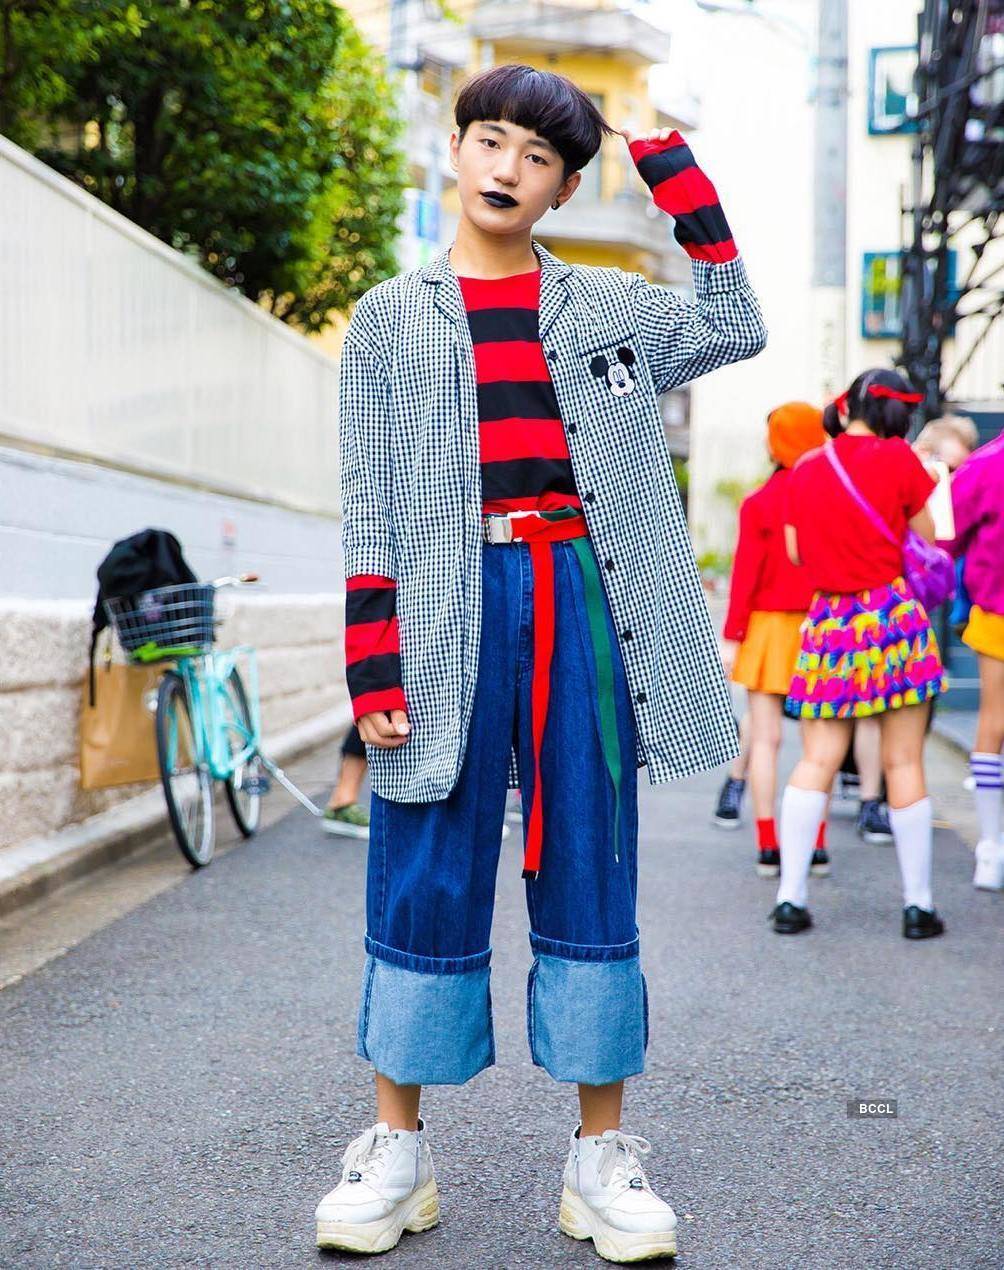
left=458, top=268, right=581, bottom=515
left=344, top=130, right=738, bottom=724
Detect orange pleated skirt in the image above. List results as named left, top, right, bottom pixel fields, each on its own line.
left=731, top=610, right=805, bottom=696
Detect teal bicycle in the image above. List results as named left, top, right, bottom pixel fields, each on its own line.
left=105, top=575, right=323, bottom=867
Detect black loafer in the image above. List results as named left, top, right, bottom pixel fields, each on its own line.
left=769, top=901, right=812, bottom=934
left=903, top=905, right=945, bottom=939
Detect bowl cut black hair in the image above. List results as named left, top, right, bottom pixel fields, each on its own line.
left=454, top=63, right=617, bottom=181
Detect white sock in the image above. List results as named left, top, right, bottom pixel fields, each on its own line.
left=970, top=752, right=1002, bottom=843
left=776, top=786, right=827, bottom=908
left=889, top=797, right=934, bottom=911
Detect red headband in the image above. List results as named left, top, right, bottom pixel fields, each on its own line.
left=866, top=383, right=923, bottom=404
left=832, top=383, right=923, bottom=414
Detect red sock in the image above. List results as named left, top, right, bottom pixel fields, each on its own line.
left=815, top=822, right=827, bottom=850
left=756, top=818, right=778, bottom=850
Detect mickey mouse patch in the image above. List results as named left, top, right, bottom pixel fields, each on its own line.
left=589, top=347, right=636, bottom=397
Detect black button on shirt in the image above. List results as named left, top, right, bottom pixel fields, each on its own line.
left=568, top=422, right=577, bottom=435
left=635, top=691, right=647, bottom=704
left=584, top=490, right=596, bottom=503
left=622, top=629, right=633, bottom=641
left=605, top=557, right=615, bottom=571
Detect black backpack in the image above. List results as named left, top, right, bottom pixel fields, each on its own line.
left=88, top=529, right=198, bottom=704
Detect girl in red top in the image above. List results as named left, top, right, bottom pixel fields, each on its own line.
left=773, top=368, right=948, bottom=940
left=721, top=402, right=825, bottom=877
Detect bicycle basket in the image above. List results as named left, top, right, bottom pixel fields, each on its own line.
left=104, top=583, right=216, bottom=662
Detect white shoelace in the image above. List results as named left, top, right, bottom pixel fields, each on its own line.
left=595, top=1131, right=653, bottom=1189
left=342, top=1125, right=396, bottom=1184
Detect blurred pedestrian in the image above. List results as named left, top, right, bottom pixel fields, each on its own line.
left=719, top=401, right=826, bottom=877
left=914, top=414, right=981, bottom=639
left=914, top=413, right=980, bottom=471
left=772, top=368, right=948, bottom=939
left=712, top=711, right=750, bottom=827
left=943, top=424, right=1004, bottom=890
left=322, top=725, right=371, bottom=838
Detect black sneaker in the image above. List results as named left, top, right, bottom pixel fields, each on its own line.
left=810, top=847, right=831, bottom=877
left=756, top=847, right=781, bottom=877
left=769, top=901, right=812, bottom=934
left=714, top=776, right=745, bottom=828
left=857, top=798, right=893, bottom=844
left=903, top=906, right=945, bottom=940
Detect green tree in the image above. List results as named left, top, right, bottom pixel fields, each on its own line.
left=1, top=0, right=407, bottom=328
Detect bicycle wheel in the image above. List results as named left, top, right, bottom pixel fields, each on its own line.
left=155, top=671, right=216, bottom=867
left=222, top=667, right=262, bottom=837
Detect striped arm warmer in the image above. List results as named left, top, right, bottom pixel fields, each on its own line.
left=345, top=574, right=407, bottom=722
left=629, top=131, right=738, bottom=264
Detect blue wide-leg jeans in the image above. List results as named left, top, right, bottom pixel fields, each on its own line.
left=356, top=537, right=647, bottom=1086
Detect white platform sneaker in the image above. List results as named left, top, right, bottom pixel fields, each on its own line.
left=559, top=1125, right=678, bottom=1263
left=973, top=838, right=1004, bottom=891
left=315, top=1118, right=439, bottom=1253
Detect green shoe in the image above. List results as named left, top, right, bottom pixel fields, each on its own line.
left=322, top=803, right=370, bottom=840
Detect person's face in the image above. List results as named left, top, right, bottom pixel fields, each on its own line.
left=940, top=436, right=970, bottom=471
left=449, top=119, right=580, bottom=235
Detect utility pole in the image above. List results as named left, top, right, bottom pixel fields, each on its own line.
left=810, top=0, right=848, bottom=404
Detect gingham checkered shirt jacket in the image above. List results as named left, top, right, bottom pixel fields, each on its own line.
left=339, top=238, right=767, bottom=802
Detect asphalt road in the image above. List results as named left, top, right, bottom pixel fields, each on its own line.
left=2, top=732, right=1001, bottom=1269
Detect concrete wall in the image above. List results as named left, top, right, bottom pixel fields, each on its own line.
left=1, top=445, right=343, bottom=600
left=0, top=593, right=347, bottom=853
left=0, top=135, right=340, bottom=517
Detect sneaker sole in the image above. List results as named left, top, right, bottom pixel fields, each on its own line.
left=860, top=830, right=893, bottom=845
left=316, top=1178, right=439, bottom=1252
left=321, top=820, right=370, bottom=839
left=810, top=862, right=831, bottom=877
left=756, top=863, right=780, bottom=878
left=973, top=868, right=1004, bottom=891
left=559, top=1186, right=676, bottom=1262
left=713, top=816, right=742, bottom=829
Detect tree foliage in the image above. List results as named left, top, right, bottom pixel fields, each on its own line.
left=0, top=0, right=408, bottom=327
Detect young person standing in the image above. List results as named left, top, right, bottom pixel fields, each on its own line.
left=774, top=369, right=947, bottom=939
left=720, top=401, right=827, bottom=877
left=944, top=425, right=1004, bottom=890
left=317, top=64, right=766, bottom=1261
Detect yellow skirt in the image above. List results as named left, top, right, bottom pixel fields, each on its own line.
left=962, top=605, right=1004, bottom=661
left=732, top=610, right=805, bottom=696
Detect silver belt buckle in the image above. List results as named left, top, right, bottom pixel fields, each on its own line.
left=485, top=514, right=513, bottom=544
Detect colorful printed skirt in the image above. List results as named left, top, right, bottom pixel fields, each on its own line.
left=785, top=576, right=947, bottom=720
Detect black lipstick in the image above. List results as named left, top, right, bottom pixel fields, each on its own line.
left=481, top=191, right=518, bottom=208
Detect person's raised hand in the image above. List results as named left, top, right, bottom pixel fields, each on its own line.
left=358, top=708, right=411, bottom=749
left=618, top=123, right=677, bottom=149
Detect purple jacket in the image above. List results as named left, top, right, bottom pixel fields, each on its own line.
left=946, top=430, right=1004, bottom=616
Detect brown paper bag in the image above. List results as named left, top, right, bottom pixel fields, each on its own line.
left=79, top=660, right=162, bottom=790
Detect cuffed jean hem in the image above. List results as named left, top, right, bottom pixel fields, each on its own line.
left=356, top=948, right=495, bottom=1086
left=526, top=950, right=649, bottom=1085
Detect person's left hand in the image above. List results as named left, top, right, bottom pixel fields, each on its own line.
left=618, top=124, right=676, bottom=149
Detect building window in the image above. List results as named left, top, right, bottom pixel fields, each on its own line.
left=868, top=46, right=919, bottom=135
left=861, top=250, right=959, bottom=340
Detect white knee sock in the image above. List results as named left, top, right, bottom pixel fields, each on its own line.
left=970, top=752, right=1002, bottom=843
left=889, top=796, right=934, bottom=911
left=776, top=786, right=827, bottom=908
